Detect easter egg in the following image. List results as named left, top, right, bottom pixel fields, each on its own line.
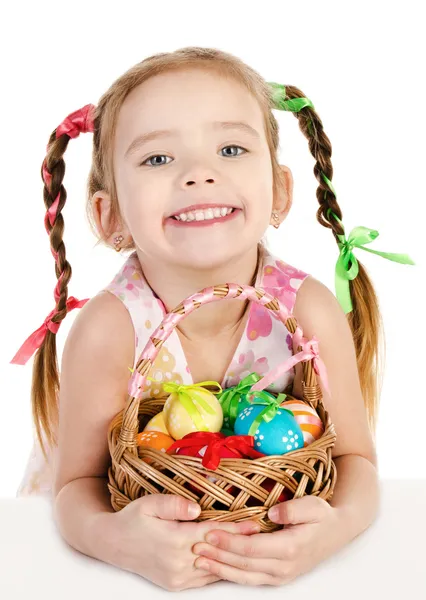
left=167, top=431, right=264, bottom=495
left=169, top=433, right=236, bottom=494
left=143, top=411, right=170, bottom=436
left=163, top=387, right=223, bottom=440
left=221, top=388, right=277, bottom=430
left=234, top=404, right=303, bottom=455
left=280, top=399, right=324, bottom=446
left=136, top=431, right=175, bottom=464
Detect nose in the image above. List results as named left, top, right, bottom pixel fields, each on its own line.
left=185, top=177, right=215, bottom=186
left=181, top=159, right=217, bottom=187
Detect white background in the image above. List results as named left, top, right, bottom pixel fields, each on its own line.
left=0, top=0, right=424, bottom=498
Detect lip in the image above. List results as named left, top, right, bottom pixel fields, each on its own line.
left=167, top=203, right=239, bottom=219
left=166, top=207, right=241, bottom=227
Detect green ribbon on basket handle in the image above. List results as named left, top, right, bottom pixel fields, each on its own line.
left=151, top=379, right=223, bottom=431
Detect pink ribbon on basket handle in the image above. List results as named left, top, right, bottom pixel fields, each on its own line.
left=251, top=326, right=331, bottom=397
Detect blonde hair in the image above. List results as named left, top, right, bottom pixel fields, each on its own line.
left=34, top=46, right=384, bottom=459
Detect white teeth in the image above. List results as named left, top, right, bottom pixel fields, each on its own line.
left=173, top=207, right=234, bottom=221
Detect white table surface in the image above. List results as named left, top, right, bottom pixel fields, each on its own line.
left=0, top=479, right=425, bottom=599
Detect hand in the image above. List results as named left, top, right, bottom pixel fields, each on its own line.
left=192, top=495, right=345, bottom=586
left=107, top=493, right=261, bottom=591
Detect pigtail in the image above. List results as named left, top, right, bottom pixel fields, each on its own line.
left=278, top=86, right=386, bottom=437
left=34, top=135, right=75, bottom=459
left=11, top=106, right=95, bottom=461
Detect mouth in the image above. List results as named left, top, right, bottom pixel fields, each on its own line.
left=166, top=207, right=241, bottom=227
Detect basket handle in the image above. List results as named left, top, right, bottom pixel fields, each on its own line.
left=118, top=283, right=326, bottom=453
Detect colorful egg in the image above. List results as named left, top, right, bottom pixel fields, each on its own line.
left=234, top=405, right=303, bottom=455
left=168, top=433, right=234, bottom=494
left=163, top=387, right=223, bottom=440
left=143, top=411, right=171, bottom=436
left=280, top=399, right=324, bottom=446
left=221, top=389, right=276, bottom=430
left=136, top=431, right=175, bottom=464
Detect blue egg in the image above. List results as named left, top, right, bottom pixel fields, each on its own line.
left=234, top=404, right=304, bottom=455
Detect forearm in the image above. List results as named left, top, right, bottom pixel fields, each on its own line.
left=53, top=476, right=119, bottom=566
left=329, top=454, right=380, bottom=539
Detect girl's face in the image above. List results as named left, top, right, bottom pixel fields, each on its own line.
left=111, top=69, right=281, bottom=270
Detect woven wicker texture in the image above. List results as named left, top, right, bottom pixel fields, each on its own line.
left=107, top=283, right=337, bottom=532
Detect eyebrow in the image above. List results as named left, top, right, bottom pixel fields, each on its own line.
left=124, top=120, right=261, bottom=158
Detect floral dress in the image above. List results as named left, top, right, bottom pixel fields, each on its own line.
left=16, top=245, right=309, bottom=498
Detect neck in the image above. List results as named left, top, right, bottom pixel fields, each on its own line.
left=136, top=244, right=263, bottom=341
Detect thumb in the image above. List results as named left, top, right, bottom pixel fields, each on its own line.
left=268, top=495, right=327, bottom=525
left=137, top=493, right=201, bottom=521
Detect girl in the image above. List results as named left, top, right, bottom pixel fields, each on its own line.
left=10, top=46, right=414, bottom=590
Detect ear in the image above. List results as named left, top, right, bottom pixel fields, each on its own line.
left=272, top=164, right=293, bottom=225
left=91, top=190, right=132, bottom=246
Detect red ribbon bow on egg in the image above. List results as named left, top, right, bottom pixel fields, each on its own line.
left=167, top=432, right=265, bottom=470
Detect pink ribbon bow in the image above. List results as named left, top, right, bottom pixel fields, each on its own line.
left=55, top=104, right=95, bottom=139
left=10, top=296, right=89, bottom=365
left=251, top=327, right=331, bottom=397
left=42, top=104, right=96, bottom=245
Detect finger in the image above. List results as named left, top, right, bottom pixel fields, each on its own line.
left=138, top=494, right=201, bottom=521
left=198, top=529, right=294, bottom=560
left=182, top=519, right=261, bottom=542
left=184, top=574, right=222, bottom=589
left=193, top=542, right=285, bottom=578
left=194, top=556, right=280, bottom=586
left=203, top=519, right=261, bottom=535
left=268, top=496, right=329, bottom=525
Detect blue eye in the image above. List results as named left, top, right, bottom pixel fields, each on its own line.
left=140, top=145, right=247, bottom=167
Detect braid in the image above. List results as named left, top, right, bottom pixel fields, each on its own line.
left=30, top=134, right=75, bottom=458
left=281, top=85, right=384, bottom=437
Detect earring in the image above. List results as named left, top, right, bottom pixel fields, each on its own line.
left=272, top=211, right=280, bottom=229
left=113, top=234, right=124, bottom=252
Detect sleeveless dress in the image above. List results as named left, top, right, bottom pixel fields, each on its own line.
left=16, top=244, right=310, bottom=498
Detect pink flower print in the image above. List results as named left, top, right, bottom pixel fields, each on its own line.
left=225, top=350, right=270, bottom=387
left=263, top=260, right=307, bottom=313
left=108, top=264, right=145, bottom=301
left=246, top=301, right=273, bottom=342
left=121, top=264, right=145, bottom=299
left=286, top=332, right=293, bottom=352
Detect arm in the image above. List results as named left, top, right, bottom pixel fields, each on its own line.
left=329, top=454, right=379, bottom=539
left=291, top=276, right=381, bottom=537
left=54, top=476, right=120, bottom=566
left=52, top=290, right=136, bottom=566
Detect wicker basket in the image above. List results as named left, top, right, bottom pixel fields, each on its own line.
left=107, top=283, right=337, bottom=532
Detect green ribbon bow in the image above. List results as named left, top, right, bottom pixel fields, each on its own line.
left=267, top=83, right=415, bottom=315
left=217, top=372, right=265, bottom=428
left=268, top=82, right=315, bottom=113
left=156, top=379, right=223, bottom=432
left=245, top=392, right=294, bottom=437
left=325, top=202, right=415, bottom=314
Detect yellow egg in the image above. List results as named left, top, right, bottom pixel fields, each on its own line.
left=143, top=411, right=170, bottom=436
left=163, top=387, right=223, bottom=440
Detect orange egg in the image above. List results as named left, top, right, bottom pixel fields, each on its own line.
left=280, top=399, right=324, bottom=446
left=136, top=431, right=175, bottom=464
